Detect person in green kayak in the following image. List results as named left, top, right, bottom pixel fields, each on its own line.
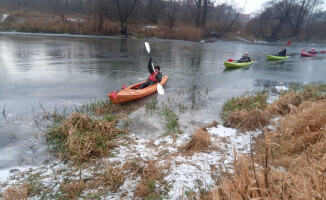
left=238, top=52, right=251, bottom=62
left=139, top=57, right=162, bottom=89
left=278, top=47, right=286, bottom=56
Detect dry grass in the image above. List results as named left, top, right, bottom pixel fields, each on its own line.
left=2, top=183, right=30, bottom=200
left=204, top=153, right=326, bottom=200
left=1, top=10, right=120, bottom=35
left=201, top=120, right=219, bottom=130
left=134, top=160, right=171, bottom=199
left=96, top=165, right=126, bottom=192
left=1, top=10, right=205, bottom=41
left=268, top=85, right=326, bottom=116
left=271, top=101, right=326, bottom=170
left=47, top=112, right=124, bottom=162
left=211, top=84, right=326, bottom=200
left=180, top=128, right=212, bottom=154
left=221, top=91, right=268, bottom=120
left=173, top=25, right=203, bottom=41
left=60, top=180, right=86, bottom=200
left=224, top=109, right=271, bottom=131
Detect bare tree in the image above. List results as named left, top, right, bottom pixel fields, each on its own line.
left=269, top=0, right=294, bottom=40
left=194, top=0, right=202, bottom=27
left=145, top=0, right=164, bottom=24
left=167, top=0, right=180, bottom=28
left=115, top=0, right=138, bottom=34
left=201, top=0, right=208, bottom=27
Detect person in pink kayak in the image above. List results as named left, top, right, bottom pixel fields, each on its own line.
left=309, top=48, right=317, bottom=54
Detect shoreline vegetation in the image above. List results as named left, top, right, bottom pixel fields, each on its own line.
left=1, top=83, right=326, bottom=199
left=1, top=9, right=325, bottom=43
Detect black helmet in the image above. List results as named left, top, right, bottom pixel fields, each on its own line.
left=154, top=65, right=160, bottom=71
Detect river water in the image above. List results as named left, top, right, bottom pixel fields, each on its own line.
left=1, top=32, right=326, bottom=169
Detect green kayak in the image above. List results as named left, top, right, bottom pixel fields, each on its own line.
left=266, top=55, right=290, bottom=60
left=224, top=61, right=254, bottom=68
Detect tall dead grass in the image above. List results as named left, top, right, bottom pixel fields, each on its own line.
left=212, top=85, right=326, bottom=199
left=47, top=112, right=124, bottom=162
left=205, top=152, right=326, bottom=200
left=2, top=183, right=30, bottom=200
left=1, top=10, right=205, bottom=41
left=224, top=109, right=270, bottom=131
left=173, top=25, right=203, bottom=41
left=180, top=128, right=212, bottom=155
left=2, top=10, right=120, bottom=35
left=60, top=180, right=86, bottom=200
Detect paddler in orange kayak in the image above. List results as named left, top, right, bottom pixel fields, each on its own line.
left=139, top=57, right=162, bottom=89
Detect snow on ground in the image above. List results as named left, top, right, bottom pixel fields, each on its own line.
left=67, top=18, right=85, bottom=23
left=0, top=124, right=260, bottom=199
left=1, top=14, right=8, bottom=23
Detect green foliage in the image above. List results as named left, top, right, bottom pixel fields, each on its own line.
left=145, top=98, right=158, bottom=113
left=161, top=107, right=180, bottom=135
left=147, top=179, right=156, bottom=190
left=221, top=91, right=268, bottom=119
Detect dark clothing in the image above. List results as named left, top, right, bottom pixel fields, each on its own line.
left=138, top=58, right=162, bottom=89
left=156, top=72, right=162, bottom=83
left=278, top=49, right=286, bottom=56
left=139, top=81, right=155, bottom=89
left=120, top=26, right=127, bottom=36
left=309, top=50, right=317, bottom=54
left=238, top=56, right=251, bottom=62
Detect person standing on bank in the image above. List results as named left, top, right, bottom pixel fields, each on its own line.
left=139, top=57, right=162, bottom=89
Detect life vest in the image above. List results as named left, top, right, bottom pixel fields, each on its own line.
left=147, top=73, right=157, bottom=82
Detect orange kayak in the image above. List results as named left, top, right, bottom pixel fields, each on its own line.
left=108, top=76, right=168, bottom=103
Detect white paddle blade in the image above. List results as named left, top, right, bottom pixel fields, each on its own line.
left=145, top=42, right=150, bottom=54
left=157, top=83, right=164, bottom=95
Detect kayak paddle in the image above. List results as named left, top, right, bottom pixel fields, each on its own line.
left=145, top=42, right=164, bottom=95
left=286, top=40, right=292, bottom=46
left=321, top=51, right=326, bottom=53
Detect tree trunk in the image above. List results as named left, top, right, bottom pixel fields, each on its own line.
left=201, top=0, right=207, bottom=28
left=194, top=0, right=202, bottom=28
left=271, top=17, right=286, bottom=39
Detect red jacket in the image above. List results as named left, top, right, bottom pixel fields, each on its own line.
left=147, top=73, right=157, bottom=82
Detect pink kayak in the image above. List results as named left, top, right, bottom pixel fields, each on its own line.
left=301, top=52, right=317, bottom=57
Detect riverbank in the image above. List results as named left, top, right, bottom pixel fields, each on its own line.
left=1, top=83, right=326, bottom=199
left=0, top=10, right=204, bottom=41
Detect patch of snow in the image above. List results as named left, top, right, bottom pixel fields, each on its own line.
left=0, top=166, right=33, bottom=182
left=67, top=18, right=85, bottom=23
left=1, top=14, right=8, bottom=23
left=267, top=95, right=278, bottom=103
left=207, top=125, right=261, bottom=163
left=275, top=85, right=289, bottom=93
left=141, top=25, right=157, bottom=31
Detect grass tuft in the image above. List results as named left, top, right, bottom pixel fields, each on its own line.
left=161, top=107, right=181, bottom=135
left=221, top=91, right=268, bottom=120
left=180, top=128, right=212, bottom=154
left=2, top=183, right=29, bottom=200
left=47, top=112, right=124, bottom=162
